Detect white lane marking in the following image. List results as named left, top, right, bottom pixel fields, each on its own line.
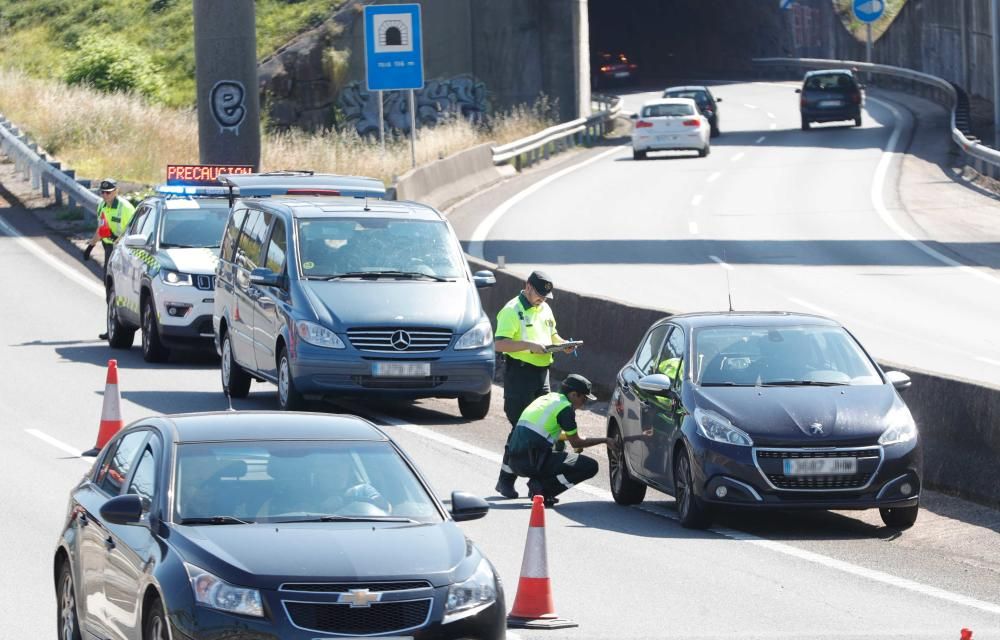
left=731, top=152, right=745, bottom=162
left=755, top=136, right=766, bottom=144
left=0, top=214, right=104, bottom=298
left=867, top=96, right=1000, bottom=286
left=767, top=112, right=776, bottom=119
left=769, top=122, right=777, bottom=130
left=372, top=413, right=1000, bottom=617
left=469, top=144, right=628, bottom=259
left=691, top=194, right=703, bottom=207
left=706, top=171, right=722, bottom=183
left=688, top=221, right=699, bottom=235
left=787, top=296, right=838, bottom=318
left=975, top=356, right=1000, bottom=367
left=743, top=103, right=759, bottom=110
left=25, top=429, right=91, bottom=462
left=708, top=255, right=734, bottom=271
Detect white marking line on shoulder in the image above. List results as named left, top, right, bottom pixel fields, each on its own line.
left=975, top=356, right=1000, bottom=367
left=689, top=221, right=699, bottom=235
left=707, top=171, right=722, bottom=183
left=371, top=413, right=1000, bottom=617
left=691, top=194, right=703, bottom=206
left=708, top=255, right=734, bottom=271
left=743, top=103, right=759, bottom=110
left=767, top=112, right=776, bottom=119
left=788, top=296, right=838, bottom=318
left=469, top=144, right=628, bottom=259
left=24, top=429, right=91, bottom=462
left=731, top=152, right=745, bottom=162
left=769, top=122, right=777, bottom=130
left=0, top=215, right=105, bottom=298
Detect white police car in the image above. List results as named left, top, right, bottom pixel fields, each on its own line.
left=104, top=181, right=232, bottom=361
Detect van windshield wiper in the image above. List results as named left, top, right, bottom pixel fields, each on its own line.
left=179, top=515, right=251, bottom=525
left=323, top=271, right=451, bottom=282
left=759, top=380, right=849, bottom=387
left=274, top=515, right=420, bottom=524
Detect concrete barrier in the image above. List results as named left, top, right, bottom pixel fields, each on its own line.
left=468, top=256, right=1000, bottom=507
left=393, top=142, right=515, bottom=211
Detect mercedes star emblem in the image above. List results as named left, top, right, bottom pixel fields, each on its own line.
left=390, top=330, right=411, bottom=350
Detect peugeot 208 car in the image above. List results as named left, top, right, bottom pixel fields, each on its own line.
left=606, top=312, right=921, bottom=530
left=54, top=412, right=505, bottom=640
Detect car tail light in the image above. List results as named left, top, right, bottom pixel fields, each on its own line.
left=683, top=119, right=700, bottom=127
left=628, top=64, right=638, bottom=70
left=635, top=120, right=653, bottom=128
left=800, top=96, right=807, bottom=108
left=600, top=65, right=612, bottom=72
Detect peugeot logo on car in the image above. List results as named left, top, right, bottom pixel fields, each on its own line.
left=338, top=589, right=381, bottom=608
left=391, top=330, right=412, bottom=350
left=809, top=422, right=824, bottom=435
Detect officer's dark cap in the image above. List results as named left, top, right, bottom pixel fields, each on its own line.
left=99, top=178, right=118, bottom=192
left=561, top=374, right=597, bottom=401
left=527, top=270, right=554, bottom=299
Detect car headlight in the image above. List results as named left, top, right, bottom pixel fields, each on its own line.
left=443, top=558, right=497, bottom=624
left=183, top=563, right=263, bottom=617
left=295, top=320, right=345, bottom=349
left=161, top=269, right=193, bottom=286
left=454, top=319, right=493, bottom=350
left=878, top=411, right=917, bottom=446
left=694, top=408, right=753, bottom=446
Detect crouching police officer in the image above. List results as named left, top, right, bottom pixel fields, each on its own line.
left=507, top=374, right=610, bottom=507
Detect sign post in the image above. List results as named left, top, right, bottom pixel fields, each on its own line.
left=364, top=4, right=424, bottom=168
left=852, top=0, right=885, bottom=64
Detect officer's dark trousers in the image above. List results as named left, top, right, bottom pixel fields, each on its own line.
left=102, top=241, right=113, bottom=274
left=510, top=449, right=599, bottom=499
left=498, top=359, right=550, bottom=485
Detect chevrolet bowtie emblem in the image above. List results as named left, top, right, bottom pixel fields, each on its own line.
left=338, top=588, right=381, bottom=608
left=809, top=422, right=824, bottom=435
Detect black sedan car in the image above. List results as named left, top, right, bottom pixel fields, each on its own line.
left=662, top=85, right=722, bottom=137
left=54, top=412, right=505, bottom=640
left=606, top=312, right=921, bottom=530
left=797, top=69, right=864, bottom=130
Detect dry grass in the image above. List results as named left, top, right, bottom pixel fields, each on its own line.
left=0, top=69, right=553, bottom=187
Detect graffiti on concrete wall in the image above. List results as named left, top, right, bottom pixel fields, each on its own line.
left=211, top=80, right=247, bottom=135
left=338, top=74, right=489, bottom=136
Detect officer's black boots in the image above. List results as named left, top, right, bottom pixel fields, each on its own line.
left=495, top=475, right=519, bottom=499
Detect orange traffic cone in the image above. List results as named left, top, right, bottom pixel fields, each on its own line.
left=82, top=360, right=124, bottom=457
left=961, top=629, right=973, bottom=640
left=506, top=495, right=578, bottom=630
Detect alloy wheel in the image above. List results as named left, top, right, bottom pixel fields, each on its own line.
left=106, top=292, right=117, bottom=341
left=149, top=615, right=167, bottom=640
left=676, top=454, right=692, bottom=518
left=609, top=431, right=624, bottom=492
left=142, top=305, right=152, bottom=355
left=221, top=337, right=233, bottom=387
left=60, top=572, right=76, bottom=640
left=278, top=356, right=290, bottom=407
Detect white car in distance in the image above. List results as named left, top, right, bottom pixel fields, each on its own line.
left=631, top=98, right=710, bottom=160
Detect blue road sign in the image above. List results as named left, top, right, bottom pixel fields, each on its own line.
left=779, top=0, right=794, bottom=10
left=853, top=0, right=885, bottom=23
left=364, top=4, right=424, bottom=91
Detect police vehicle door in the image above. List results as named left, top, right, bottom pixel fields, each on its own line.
left=119, top=204, right=155, bottom=326
left=252, top=217, right=288, bottom=379
left=232, top=209, right=271, bottom=370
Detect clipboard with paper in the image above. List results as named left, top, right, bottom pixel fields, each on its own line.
left=544, top=340, right=584, bottom=353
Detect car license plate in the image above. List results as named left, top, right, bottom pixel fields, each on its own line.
left=614, top=72, right=629, bottom=78
left=818, top=99, right=843, bottom=107
left=372, top=362, right=430, bottom=377
left=656, top=135, right=676, bottom=142
left=783, top=457, right=857, bottom=476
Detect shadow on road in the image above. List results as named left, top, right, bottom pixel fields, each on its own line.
left=47, top=343, right=219, bottom=369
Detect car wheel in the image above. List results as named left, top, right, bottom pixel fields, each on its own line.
left=673, top=447, right=712, bottom=529
left=854, top=114, right=862, bottom=127
left=608, top=423, right=646, bottom=505
left=458, top=391, right=491, bottom=420
left=143, top=598, right=169, bottom=640
left=141, top=297, right=170, bottom=363
left=879, top=504, right=918, bottom=530
left=277, top=347, right=305, bottom=411
left=57, top=562, right=82, bottom=640
left=633, top=149, right=646, bottom=161
left=220, top=331, right=251, bottom=399
left=801, top=117, right=811, bottom=131
left=698, top=144, right=710, bottom=158
left=106, top=284, right=135, bottom=349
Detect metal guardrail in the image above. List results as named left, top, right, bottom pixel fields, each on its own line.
left=492, top=94, right=624, bottom=171
left=0, top=113, right=100, bottom=221
left=753, top=57, right=1000, bottom=179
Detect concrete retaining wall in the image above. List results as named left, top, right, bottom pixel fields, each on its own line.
left=468, top=256, right=1000, bottom=507
left=392, top=143, right=514, bottom=211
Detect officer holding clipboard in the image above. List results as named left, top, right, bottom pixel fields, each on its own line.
left=493, top=270, right=581, bottom=499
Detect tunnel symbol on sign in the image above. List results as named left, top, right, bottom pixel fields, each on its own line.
left=210, top=80, right=247, bottom=134
left=373, top=13, right=413, bottom=53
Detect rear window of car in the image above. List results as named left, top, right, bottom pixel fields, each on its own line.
left=642, top=103, right=694, bottom=118
left=665, top=90, right=709, bottom=106
left=804, top=74, right=856, bottom=91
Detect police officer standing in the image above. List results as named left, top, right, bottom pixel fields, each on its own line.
left=507, top=374, right=610, bottom=506
left=494, top=270, right=578, bottom=498
left=83, top=178, right=135, bottom=340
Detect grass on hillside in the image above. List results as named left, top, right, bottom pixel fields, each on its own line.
left=0, top=0, right=343, bottom=107
left=831, top=0, right=908, bottom=42
left=0, top=69, right=555, bottom=188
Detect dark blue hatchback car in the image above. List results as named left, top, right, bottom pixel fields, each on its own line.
left=212, top=173, right=496, bottom=416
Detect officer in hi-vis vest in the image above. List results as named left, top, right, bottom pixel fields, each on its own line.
left=84, top=179, right=135, bottom=340
left=507, top=374, right=610, bottom=506
left=493, top=270, right=580, bottom=499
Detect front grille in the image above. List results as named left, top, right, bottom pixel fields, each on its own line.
left=194, top=274, right=215, bottom=291
left=281, top=581, right=431, bottom=593
left=756, top=449, right=863, bottom=459
left=348, top=327, right=452, bottom=353
left=767, top=475, right=872, bottom=490
left=285, top=599, right=431, bottom=635
left=755, top=447, right=881, bottom=492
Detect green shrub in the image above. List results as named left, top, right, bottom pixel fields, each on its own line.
left=64, top=38, right=164, bottom=100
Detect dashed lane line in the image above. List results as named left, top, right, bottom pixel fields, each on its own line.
left=755, top=136, right=766, bottom=144
left=743, top=103, right=759, bottom=110
left=731, top=152, right=745, bottom=162
left=787, top=296, right=838, bottom=318
left=688, top=221, right=699, bottom=235
left=24, top=429, right=91, bottom=462
left=769, top=122, right=777, bottom=130
left=975, top=356, right=1000, bottom=367
left=708, top=255, right=734, bottom=271
left=707, top=171, right=722, bottom=183
left=767, top=112, right=776, bottom=119
left=691, top=194, right=703, bottom=206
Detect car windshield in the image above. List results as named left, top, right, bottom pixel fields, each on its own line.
left=693, top=324, right=883, bottom=387
left=297, top=217, right=465, bottom=279
left=665, top=90, right=710, bottom=107
left=804, top=74, right=855, bottom=91
left=173, top=440, right=443, bottom=524
left=159, top=204, right=229, bottom=249
left=642, top=103, right=694, bottom=117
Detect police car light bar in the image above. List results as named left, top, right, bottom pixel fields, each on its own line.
left=155, top=185, right=231, bottom=197
left=217, top=172, right=387, bottom=206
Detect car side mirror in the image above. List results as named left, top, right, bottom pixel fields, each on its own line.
left=794, top=88, right=802, bottom=94
left=249, top=267, right=283, bottom=288
left=715, top=97, right=722, bottom=103
left=636, top=373, right=675, bottom=397
left=473, top=270, right=496, bottom=288
left=450, top=491, right=489, bottom=522
left=885, top=370, right=911, bottom=391
left=858, top=83, right=867, bottom=90
left=123, top=234, right=149, bottom=248
left=100, top=494, right=145, bottom=526
left=629, top=113, right=638, bottom=120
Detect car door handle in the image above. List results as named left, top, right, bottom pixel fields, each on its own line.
left=104, top=536, right=116, bottom=551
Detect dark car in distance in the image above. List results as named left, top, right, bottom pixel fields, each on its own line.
left=606, top=312, right=922, bottom=530
left=54, top=412, right=505, bottom=640
left=592, top=51, right=639, bottom=89
left=662, top=85, right=722, bottom=137
left=797, top=69, right=864, bottom=130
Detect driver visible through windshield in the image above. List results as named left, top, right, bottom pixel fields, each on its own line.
left=160, top=205, right=229, bottom=249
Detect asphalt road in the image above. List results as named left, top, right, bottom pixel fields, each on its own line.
left=452, top=80, right=1000, bottom=388
left=1, top=193, right=999, bottom=638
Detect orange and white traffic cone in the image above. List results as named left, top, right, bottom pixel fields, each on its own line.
left=506, top=495, right=578, bottom=630
left=82, top=360, right=124, bottom=457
